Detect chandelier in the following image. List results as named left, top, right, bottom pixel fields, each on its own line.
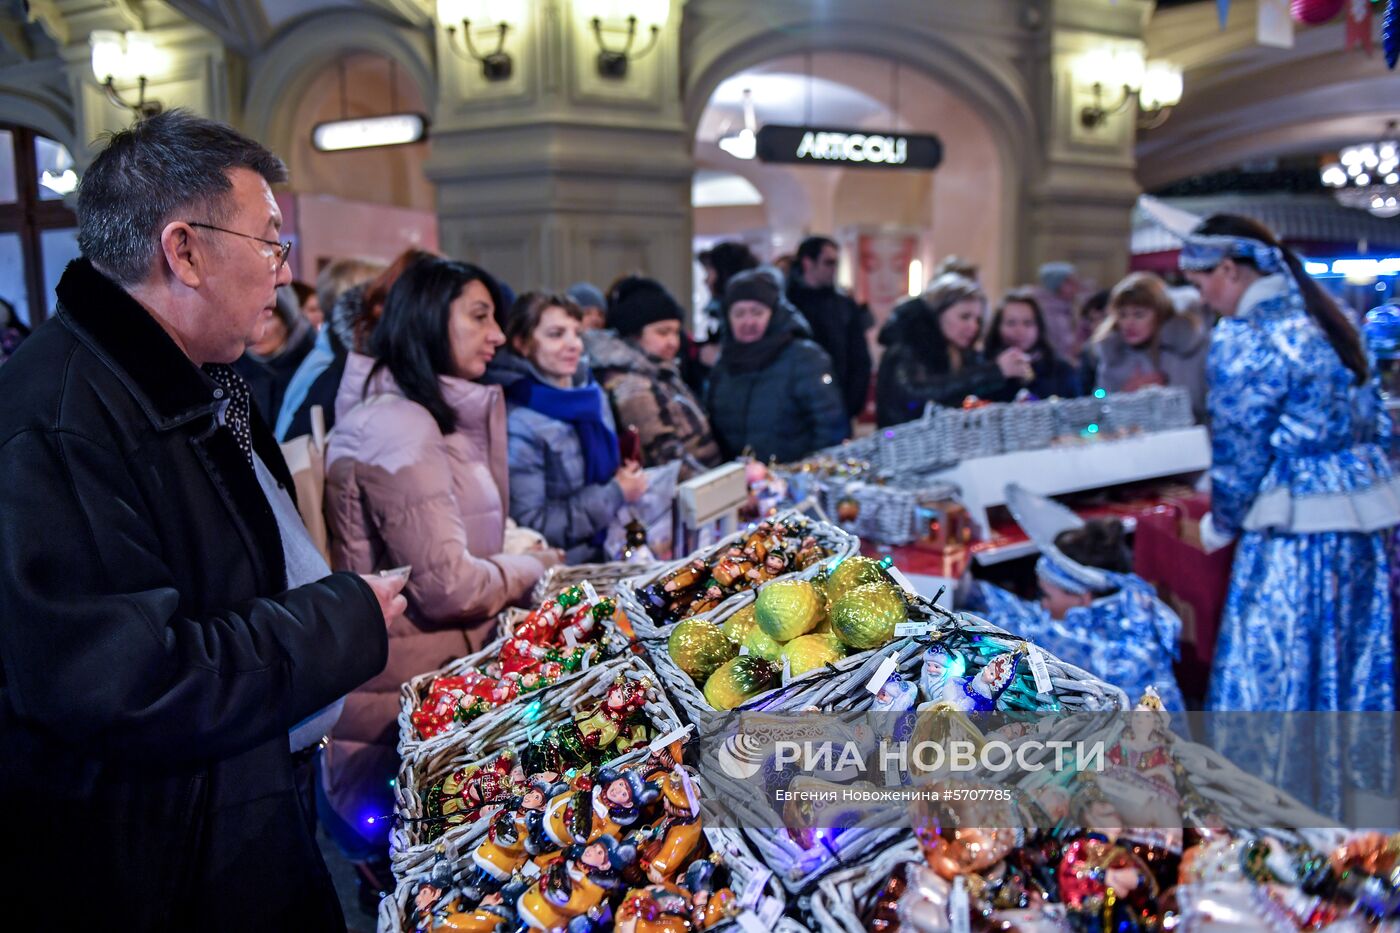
left=1320, top=123, right=1400, bottom=219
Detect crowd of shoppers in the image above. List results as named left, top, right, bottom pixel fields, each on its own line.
left=2, top=108, right=1393, bottom=929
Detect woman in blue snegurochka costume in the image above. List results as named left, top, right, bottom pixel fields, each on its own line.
left=1181, top=214, right=1399, bottom=815
left=967, top=484, right=1186, bottom=713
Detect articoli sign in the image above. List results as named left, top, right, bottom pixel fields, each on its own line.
left=756, top=124, right=943, bottom=171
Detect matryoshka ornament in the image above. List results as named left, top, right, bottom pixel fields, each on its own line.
left=516, top=833, right=639, bottom=932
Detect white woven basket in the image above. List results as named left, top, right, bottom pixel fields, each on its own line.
left=391, top=654, right=683, bottom=878
left=530, top=561, right=661, bottom=608
left=378, top=770, right=808, bottom=933
left=804, top=740, right=1341, bottom=932
left=937, top=406, right=1002, bottom=462
left=997, top=401, right=1057, bottom=453
left=617, top=510, right=858, bottom=642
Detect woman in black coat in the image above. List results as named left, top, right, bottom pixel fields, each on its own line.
left=875, top=273, right=1033, bottom=426
left=982, top=288, right=1082, bottom=401
left=706, top=269, right=849, bottom=463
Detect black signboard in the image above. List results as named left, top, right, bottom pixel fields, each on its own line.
left=755, top=124, right=943, bottom=170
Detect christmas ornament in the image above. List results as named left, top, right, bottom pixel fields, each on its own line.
left=829, top=582, right=906, bottom=650
left=701, top=655, right=779, bottom=710
left=1387, top=0, right=1400, bottom=67
left=666, top=617, right=737, bottom=683
left=1290, top=0, right=1345, bottom=24
left=823, top=555, right=889, bottom=604
left=779, top=632, right=845, bottom=676
left=1218, top=0, right=1232, bottom=28
left=754, top=578, right=825, bottom=641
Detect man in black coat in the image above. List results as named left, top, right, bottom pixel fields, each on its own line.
left=0, top=111, right=404, bottom=931
left=785, top=235, right=874, bottom=422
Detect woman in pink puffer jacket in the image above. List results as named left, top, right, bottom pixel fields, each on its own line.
left=320, top=256, right=557, bottom=861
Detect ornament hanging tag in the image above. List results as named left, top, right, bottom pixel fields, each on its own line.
left=740, top=867, right=773, bottom=909
left=581, top=580, right=600, bottom=604
left=1027, top=645, right=1053, bottom=696
left=950, top=875, right=971, bottom=933
left=865, top=652, right=901, bottom=695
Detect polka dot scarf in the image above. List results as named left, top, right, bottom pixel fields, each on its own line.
left=203, top=364, right=254, bottom=467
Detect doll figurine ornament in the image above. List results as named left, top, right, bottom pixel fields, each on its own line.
left=516, top=834, right=639, bottom=932
left=920, top=643, right=1023, bottom=714
left=544, top=765, right=660, bottom=849
left=635, top=770, right=704, bottom=884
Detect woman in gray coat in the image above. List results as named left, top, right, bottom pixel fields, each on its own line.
left=706, top=269, right=849, bottom=463
left=1090, top=271, right=1212, bottom=422
left=484, top=291, right=648, bottom=563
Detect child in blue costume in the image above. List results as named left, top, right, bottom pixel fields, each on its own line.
left=1180, top=214, right=1399, bottom=817
left=968, top=483, right=1186, bottom=712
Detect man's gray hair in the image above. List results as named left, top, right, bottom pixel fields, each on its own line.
left=76, top=109, right=287, bottom=286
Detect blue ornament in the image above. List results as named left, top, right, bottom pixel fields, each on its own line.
left=1387, top=0, right=1400, bottom=68
left=1217, top=0, right=1231, bottom=28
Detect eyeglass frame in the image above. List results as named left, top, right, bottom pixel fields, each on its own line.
left=185, top=221, right=293, bottom=269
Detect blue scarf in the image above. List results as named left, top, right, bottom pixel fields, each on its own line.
left=507, top=376, right=620, bottom=485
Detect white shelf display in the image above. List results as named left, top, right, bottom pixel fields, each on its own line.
left=929, top=425, right=1211, bottom=540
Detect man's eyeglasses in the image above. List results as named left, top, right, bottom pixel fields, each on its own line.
left=187, top=221, right=292, bottom=269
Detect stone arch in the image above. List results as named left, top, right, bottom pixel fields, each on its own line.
left=682, top=20, right=1034, bottom=286
left=0, top=85, right=77, bottom=155
left=242, top=9, right=434, bottom=162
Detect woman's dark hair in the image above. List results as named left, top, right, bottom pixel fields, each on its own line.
left=1193, top=213, right=1368, bottom=383
left=505, top=291, right=583, bottom=355
left=898, top=273, right=986, bottom=374
left=985, top=288, right=1057, bottom=364
left=698, top=241, right=759, bottom=297
left=1055, top=518, right=1132, bottom=575
left=368, top=255, right=504, bottom=435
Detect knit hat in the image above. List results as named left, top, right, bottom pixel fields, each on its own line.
left=723, top=267, right=781, bottom=313
left=606, top=276, right=685, bottom=337
left=567, top=282, right=607, bottom=312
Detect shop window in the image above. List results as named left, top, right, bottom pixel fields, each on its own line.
left=0, top=123, right=79, bottom=325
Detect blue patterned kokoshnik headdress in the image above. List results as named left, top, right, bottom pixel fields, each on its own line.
left=1004, top=483, right=1131, bottom=597
left=1178, top=233, right=1287, bottom=276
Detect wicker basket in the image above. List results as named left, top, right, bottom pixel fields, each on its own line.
left=1151, top=384, right=1195, bottom=430
left=391, top=654, right=683, bottom=877
left=873, top=407, right=952, bottom=476
left=1050, top=396, right=1106, bottom=438
left=997, top=401, right=1057, bottom=453
left=396, top=607, right=618, bottom=761
left=806, top=835, right=920, bottom=933
left=379, top=769, right=807, bottom=933
left=804, top=739, right=1340, bottom=932
left=530, top=561, right=662, bottom=608
left=616, top=510, right=859, bottom=642
left=728, top=605, right=1127, bottom=895
left=828, top=476, right=961, bottom=547
left=938, top=406, right=1002, bottom=461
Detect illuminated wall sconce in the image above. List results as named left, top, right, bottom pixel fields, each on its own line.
left=584, top=1, right=668, bottom=79
left=1077, top=48, right=1182, bottom=130
left=439, top=0, right=516, bottom=81
left=90, top=30, right=165, bottom=119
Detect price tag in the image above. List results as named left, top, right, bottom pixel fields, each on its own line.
left=781, top=656, right=792, bottom=685
left=648, top=724, right=694, bottom=753
left=757, top=896, right=784, bottom=927
left=563, top=628, right=578, bottom=648
left=521, top=860, right=542, bottom=879
left=676, top=767, right=701, bottom=818
left=949, top=875, right=971, bottom=933
left=884, top=564, right=919, bottom=597
left=1027, top=645, right=1053, bottom=696
left=865, top=652, right=900, bottom=695
left=739, top=644, right=750, bottom=656
left=739, top=867, right=772, bottom=909
left=894, top=621, right=936, bottom=638
left=581, top=580, right=599, bottom=603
